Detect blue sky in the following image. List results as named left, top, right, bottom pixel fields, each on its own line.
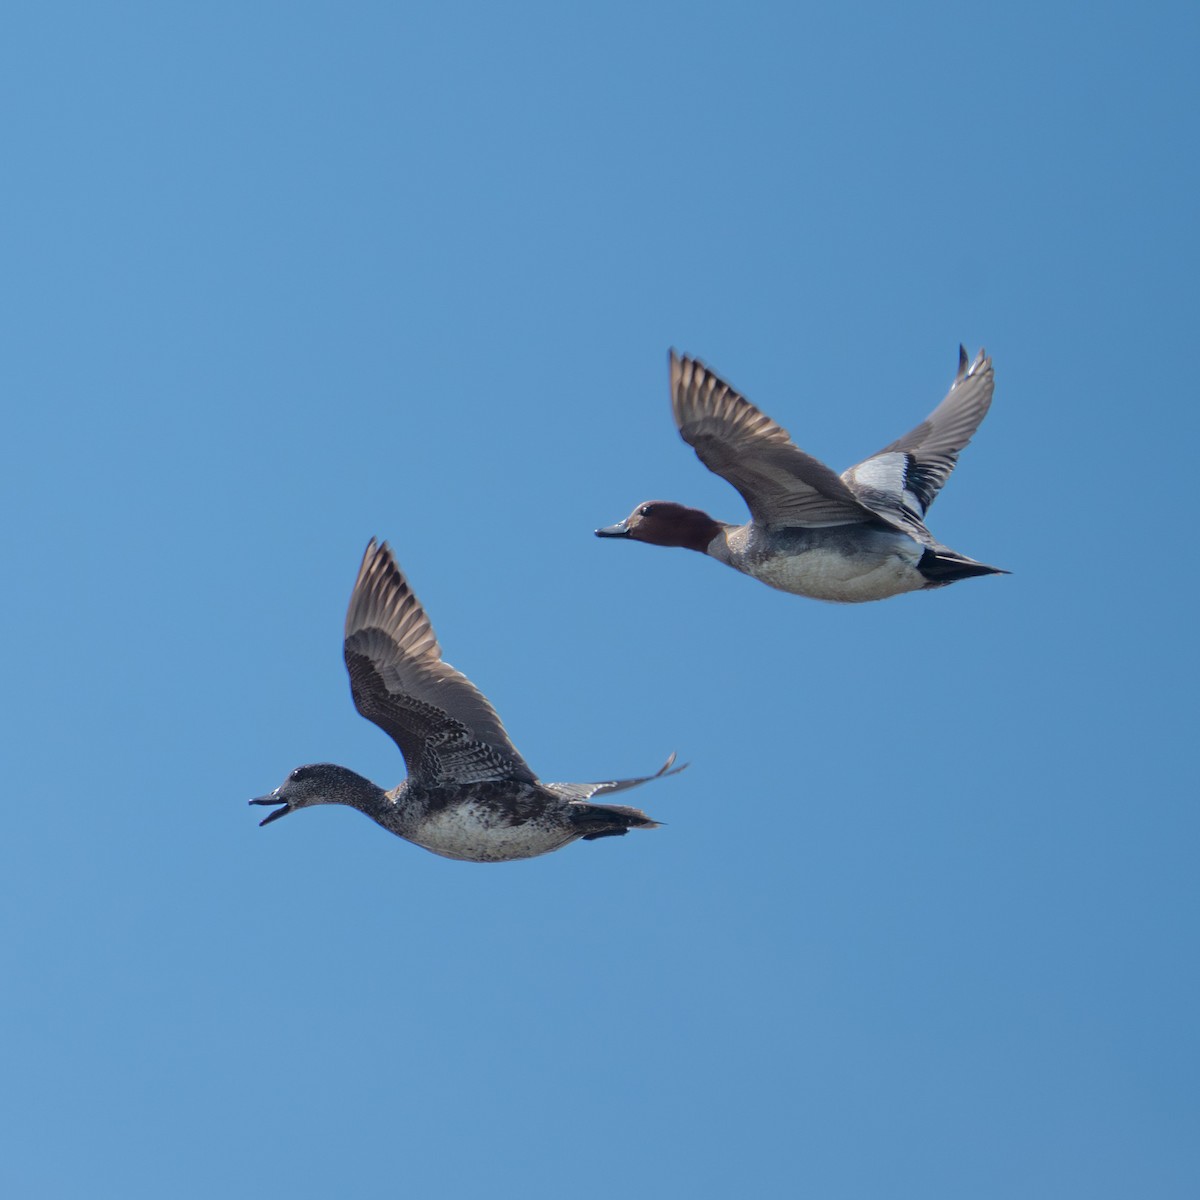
left=2, top=2, right=1197, bottom=1196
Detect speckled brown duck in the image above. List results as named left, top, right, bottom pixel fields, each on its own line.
left=250, top=539, right=683, bottom=862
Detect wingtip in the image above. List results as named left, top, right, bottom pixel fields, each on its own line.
left=354, top=537, right=394, bottom=593
left=347, top=536, right=417, bottom=644
left=669, top=347, right=686, bottom=391
left=955, top=345, right=991, bottom=384
left=361, top=535, right=388, bottom=562
left=657, top=751, right=688, bottom=778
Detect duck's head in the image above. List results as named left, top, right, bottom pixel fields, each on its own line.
left=250, top=763, right=378, bottom=826
left=595, top=501, right=721, bottom=552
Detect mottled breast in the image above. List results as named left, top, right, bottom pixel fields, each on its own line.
left=402, top=792, right=578, bottom=863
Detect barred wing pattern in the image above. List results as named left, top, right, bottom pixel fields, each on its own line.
left=344, top=540, right=537, bottom=787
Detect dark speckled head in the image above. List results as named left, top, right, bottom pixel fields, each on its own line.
left=249, top=763, right=386, bottom=826
left=595, top=501, right=722, bottom=553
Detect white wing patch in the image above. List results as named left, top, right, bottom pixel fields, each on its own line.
left=844, top=451, right=924, bottom=518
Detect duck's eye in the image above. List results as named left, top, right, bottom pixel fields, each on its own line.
left=639, top=504, right=657, bottom=517
left=290, top=767, right=308, bottom=782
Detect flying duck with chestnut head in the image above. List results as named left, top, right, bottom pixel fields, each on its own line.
left=251, top=539, right=684, bottom=862
left=596, top=348, right=1008, bottom=603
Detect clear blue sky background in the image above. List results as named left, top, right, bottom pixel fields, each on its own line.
left=2, top=3, right=1196, bottom=1197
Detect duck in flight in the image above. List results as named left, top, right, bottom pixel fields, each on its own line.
left=597, top=348, right=1007, bottom=603
left=251, top=539, right=683, bottom=862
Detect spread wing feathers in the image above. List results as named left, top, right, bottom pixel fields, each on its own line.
left=842, top=347, right=994, bottom=529
left=343, top=540, right=537, bottom=787
left=544, top=752, right=686, bottom=805
left=671, top=351, right=878, bottom=530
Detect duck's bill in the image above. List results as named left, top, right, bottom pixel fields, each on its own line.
left=249, top=795, right=292, bottom=826
left=594, top=520, right=630, bottom=538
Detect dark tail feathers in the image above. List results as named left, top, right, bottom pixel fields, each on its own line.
left=918, top=547, right=1009, bottom=586
left=575, top=802, right=660, bottom=842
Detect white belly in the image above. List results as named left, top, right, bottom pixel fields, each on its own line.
left=746, top=545, right=925, bottom=603
left=406, top=804, right=575, bottom=863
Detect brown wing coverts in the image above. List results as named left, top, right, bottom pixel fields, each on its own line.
left=670, top=351, right=874, bottom=529
left=344, top=540, right=536, bottom=787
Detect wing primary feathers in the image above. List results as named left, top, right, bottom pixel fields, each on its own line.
left=343, top=540, right=537, bottom=787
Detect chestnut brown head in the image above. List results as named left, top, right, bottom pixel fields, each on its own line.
left=595, top=502, right=722, bottom=553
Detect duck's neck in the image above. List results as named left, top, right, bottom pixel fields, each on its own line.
left=667, top=508, right=727, bottom=554
left=320, top=765, right=391, bottom=817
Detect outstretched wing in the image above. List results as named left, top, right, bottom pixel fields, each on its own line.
left=343, top=540, right=537, bottom=787
left=842, top=347, right=995, bottom=533
left=671, top=351, right=877, bottom=530
left=543, top=752, right=687, bottom=805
